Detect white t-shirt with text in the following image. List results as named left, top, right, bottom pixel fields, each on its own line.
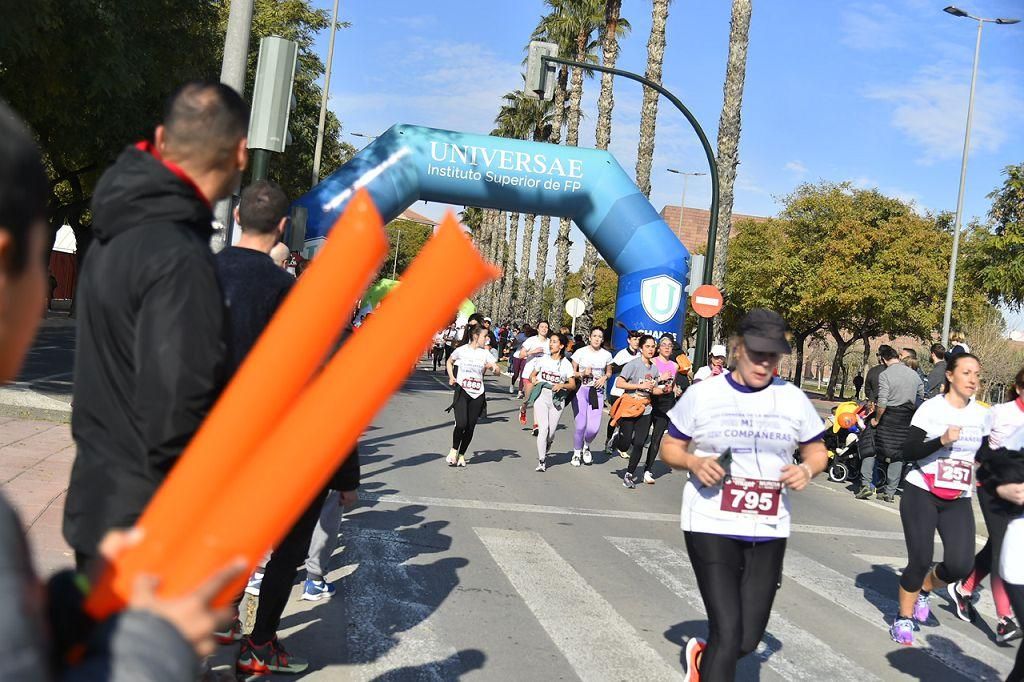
left=531, top=356, right=575, bottom=389
left=905, top=395, right=991, bottom=498
left=450, top=345, right=492, bottom=399
left=666, top=374, right=825, bottom=539
left=609, top=348, right=637, bottom=397
left=572, top=346, right=613, bottom=387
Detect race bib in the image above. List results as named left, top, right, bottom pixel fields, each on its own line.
left=460, top=377, right=482, bottom=393
left=934, top=458, right=973, bottom=491
left=721, top=477, right=782, bottom=518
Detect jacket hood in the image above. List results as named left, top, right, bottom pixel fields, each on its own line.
left=91, top=144, right=213, bottom=243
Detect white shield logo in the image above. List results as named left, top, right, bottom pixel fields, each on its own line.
left=640, top=275, right=682, bottom=324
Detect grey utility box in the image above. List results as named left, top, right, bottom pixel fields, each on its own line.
left=248, top=36, right=298, bottom=152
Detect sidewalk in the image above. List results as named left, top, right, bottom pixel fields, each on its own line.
left=0, top=315, right=75, bottom=423
left=0, top=417, right=75, bottom=575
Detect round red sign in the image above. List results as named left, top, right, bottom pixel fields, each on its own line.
left=690, top=284, right=723, bottom=318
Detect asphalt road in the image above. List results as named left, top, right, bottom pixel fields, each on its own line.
left=214, top=362, right=1016, bottom=681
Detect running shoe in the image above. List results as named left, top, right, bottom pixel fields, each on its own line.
left=509, top=384, right=515, bottom=394
left=889, top=617, right=914, bottom=646
left=878, top=493, right=895, bottom=504
left=536, top=459, right=546, bottom=472
left=300, top=579, right=336, bottom=602
left=623, top=472, right=636, bottom=489
left=571, top=451, right=582, bottom=467
left=644, top=470, right=656, bottom=485
left=945, top=582, right=976, bottom=623
left=997, top=616, right=1023, bottom=643
left=237, top=636, right=309, bottom=675
left=519, top=405, right=528, bottom=425
left=532, top=426, right=539, bottom=437
left=446, top=449, right=458, bottom=466
left=683, top=637, right=706, bottom=681
left=618, top=450, right=629, bottom=459
left=517, top=390, right=524, bottom=400
left=854, top=486, right=875, bottom=500
left=244, top=571, right=264, bottom=597
left=457, top=454, right=467, bottom=467
left=582, top=447, right=593, bottom=465
left=914, top=592, right=931, bottom=624
left=213, top=617, right=242, bottom=645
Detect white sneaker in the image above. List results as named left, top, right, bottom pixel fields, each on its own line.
left=446, top=449, right=458, bottom=466
left=536, top=459, right=546, bottom=472
left=644, top=470, right=656, bottom=485
left=582, top=447, right=593, bottom=465
left=509, top=384, right=516, bottom=394
left=571, top=451, right=582, bottom=467
left=457, top=454, right=467, bottom=467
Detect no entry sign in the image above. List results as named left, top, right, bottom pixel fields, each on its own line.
left=690, top=284, right=723, bottom=318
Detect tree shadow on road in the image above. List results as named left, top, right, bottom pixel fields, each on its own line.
left=368, top=648, right=486, bottom=681
left=664, top=620, right=779, bottom=681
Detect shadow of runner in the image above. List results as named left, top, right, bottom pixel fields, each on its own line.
left=278, top=505, right=470, bottom=678
left=886, top=633, right=1002, bottom=681
left=664, top=620, right=776, bottom=681
left=368, top=648, right=486, bottom=682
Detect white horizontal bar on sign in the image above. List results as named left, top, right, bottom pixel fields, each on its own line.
left=694, top=295, right=720, bottom=306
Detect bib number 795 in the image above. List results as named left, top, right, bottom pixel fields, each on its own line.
left=721, top=477, right=782, bottom=517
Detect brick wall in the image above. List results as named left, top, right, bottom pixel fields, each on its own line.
left=659, top=205, right=769, bottom=253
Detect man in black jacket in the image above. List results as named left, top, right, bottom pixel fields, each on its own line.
left=64, top=82, right=249, bottom=572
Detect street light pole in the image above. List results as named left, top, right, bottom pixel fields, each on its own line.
left=940, top=6, right=1020, bottom=346
left=391, top=227, right=402, bottom=280
left=311, top=0, right=341, bottom=188
left=666, top=169, right=707, bottom=233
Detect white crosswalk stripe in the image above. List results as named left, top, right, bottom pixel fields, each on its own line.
left=785, top=548, right=1014, bottom=681
left=853, top=553, right=1001, bottom=623
left=608, top=536, right=882, bottom=682
left=475, top=527, right=684, bottom=681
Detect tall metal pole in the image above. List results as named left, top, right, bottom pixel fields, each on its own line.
left=311, top=0, right=341, bottom=187
left=391, top=228, right=402, bottom=279
left=212, top=0, right=255, bottom=252
left=940, top=18, right=983, bottom=347
left=680, top=174, right=689, bottom=232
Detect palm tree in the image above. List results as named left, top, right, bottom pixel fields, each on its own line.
left=580, top=0, right=628, bottom=332
left=711, top=0, right=753, bottom=342
left=635, top=0, right=671, bottom=199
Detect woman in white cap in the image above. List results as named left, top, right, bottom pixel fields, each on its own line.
left=660, top=308, right=827, bottom=681
left=693, top=344, right=729, bottom=382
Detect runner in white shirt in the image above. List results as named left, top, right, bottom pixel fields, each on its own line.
left=445, top=326, right=500, bottom=467
left=949, top=366, right=1024, bottom=643
left=889, top=352, right=992, bottom=646
left=517, top=321, right=551, bottom=429
left=660, top=309, right=827, bottom=681
left=693, top=344, right=729, bottom=382
left=570, top=328, right=613, bottom=466
left=528, top=333, right=576, bottom=472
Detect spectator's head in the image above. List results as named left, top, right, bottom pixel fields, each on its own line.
left=950, top=330, right=966, bottom=345
left=877, top=345, right=898, bottom=364
left=484, top=316, right=492, bottom=329
left=536, top=320, right=550, bottom=337
left=902, top=355, right=919, bottom=371
left=269, top=242, right=290, bottom=269
left=1008, top=367, right=1024, bottom=402
left=560, top=325, right=570, bottom=336
left=0, top=100, right=49, bottom=383
left=236, top=180, right=289, bottom=241
left=930, top=343, right=946, bottom=363
left=156, top=81, right=249, bottom=203
left=899, top=347, right=918, bottom=362
left=709, top=344, right=728, bottom=368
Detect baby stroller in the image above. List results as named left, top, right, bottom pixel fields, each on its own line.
left=824, top=401, right=869, bottom=482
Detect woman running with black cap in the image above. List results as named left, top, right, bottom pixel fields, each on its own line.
left=660, top=309, right=828, bottom=681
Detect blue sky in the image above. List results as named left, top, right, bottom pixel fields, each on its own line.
left=309, top=0, right=1024, bottom=322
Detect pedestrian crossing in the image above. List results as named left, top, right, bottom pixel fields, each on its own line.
left=314, top=522, right=1016, bottom=681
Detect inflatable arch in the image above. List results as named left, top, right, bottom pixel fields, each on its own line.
left=295, top=124, right=690, bottom=348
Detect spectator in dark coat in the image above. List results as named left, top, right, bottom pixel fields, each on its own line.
left=925, top=343, right=947, bottom=399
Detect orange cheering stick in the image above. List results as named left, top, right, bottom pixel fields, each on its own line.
left=87, top=208, right=497, bottom=615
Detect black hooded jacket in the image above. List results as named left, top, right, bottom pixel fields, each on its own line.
left=64, top=143, right=226, bottom=556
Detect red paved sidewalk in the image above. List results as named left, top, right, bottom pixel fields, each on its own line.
left=0, top=417, right=75, bottom=575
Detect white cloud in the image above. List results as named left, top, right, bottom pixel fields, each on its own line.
left=866, top=64, right=1024, bottom=164
left=785, top=160, right=807, bottom=175
left=840, top=4, right=906, bottom=51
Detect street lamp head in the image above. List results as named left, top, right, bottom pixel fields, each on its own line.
left=667, top=168, right=680, bottom=174
left=995, top=17, right=1021, bottom=24
left=943, top=6, right=970, bottom=18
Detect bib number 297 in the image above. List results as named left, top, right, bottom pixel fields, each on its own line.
left=721, top=477, right=782, bottom=517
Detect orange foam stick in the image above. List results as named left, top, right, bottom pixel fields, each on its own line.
left=86, top=190, right=387, bottom=618
left=92, top=210, right=498, bottom=610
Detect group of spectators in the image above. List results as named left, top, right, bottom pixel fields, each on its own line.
left=1, top=82, right=358, bottom=681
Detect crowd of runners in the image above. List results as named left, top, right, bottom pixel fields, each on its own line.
left=437, top=310, right=1024, bottom=681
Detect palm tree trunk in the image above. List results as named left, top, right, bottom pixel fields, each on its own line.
left=482, top=209, right=501, bottom=313
left=580, top=0, right=623, bottom=333
left=516, top=214, right=536, bottom=322
left=532, top=65, right=568, bottom=326
left=634, top=0, right=670, bottom=199
left=711, top=0, right=753, bottom=342
left=498, top=212, right=520, bottom=323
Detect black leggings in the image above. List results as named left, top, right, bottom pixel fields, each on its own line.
left=898, top=482, right=976, bottom=593
left=452, top=391, right=486, bottom=454
left=645, top=409, right=671, bottom=471
left=1007, top=581, right=1024, bottom=682
left=684, top=532, right=786, bottom=682
left=970, top=485, right=1010, bottom=584
left=619, top=412, right=653, bottom=475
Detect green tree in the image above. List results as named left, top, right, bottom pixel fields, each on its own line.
left=964, top=162, right=1024, bottom=310
left=383, top=219, right=431, bottom=279
left=564, top=262, right=619, bottom=329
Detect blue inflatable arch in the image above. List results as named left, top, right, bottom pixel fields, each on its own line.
left=295, top=124, right=690, bottom=349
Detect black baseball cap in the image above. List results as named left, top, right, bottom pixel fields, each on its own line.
left=738, top=308, right=791, bottom=354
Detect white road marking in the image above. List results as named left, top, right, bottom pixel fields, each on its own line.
left=608, top=536, right=881, bottom=682
left=853, top=554, right=1000, bottom=623
left=363, top=492, right=909, bottom=540
left=337, top=525, right=460, bottom=680
left=785, top=548, right=1013, bottom=680
left=475, top=527, right=683, bottom=681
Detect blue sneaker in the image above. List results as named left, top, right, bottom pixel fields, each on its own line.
left=300, top=578, right=336, bottom=601
left=890, top=617, right=914, bottom=645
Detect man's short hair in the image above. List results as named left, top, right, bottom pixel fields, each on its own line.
left=162, top=81, right=249, bottom=169
left=930, top=343, right=946, bottom=359
left=238, top=181, right=289, bottom=235
left=878, top=345, right=899, bottom=362
left=0, top=100, right=48, bottom=274
left=901, top=347, right=918, bottom=360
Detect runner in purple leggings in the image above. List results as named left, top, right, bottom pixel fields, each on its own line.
left=570, top=328, right=613, bottom=467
